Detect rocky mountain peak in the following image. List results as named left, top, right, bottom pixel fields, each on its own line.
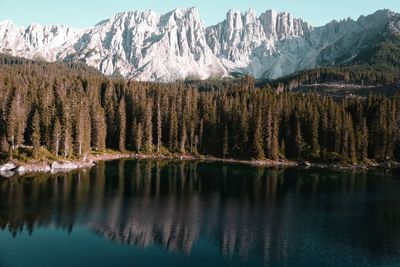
left=0, top=8, right=398, bottom=81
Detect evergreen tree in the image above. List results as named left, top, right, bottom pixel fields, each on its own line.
left=252, top=108, right=265, bottom=159
left=294, top=120, right=304, bottom=160
left=180, top=121, right=187, bottom=154
left=360, top=119, right=369, bottom=162
left=144, top=101, right=153, bottom=151
left=135, top=122, right=143, bottom=152
left=270, top=116, right=279, bottom=160
left=75, top=104, right=85, bottom=156
left=346, top=115, right=357, bottom=164
left=52, top=118, right=61, bottom=156
left=223, top=125, right=229, bottom=158
left=61, top=102, right=72, bottom=158
left=117, top=98, right=126, bottom=151
left=265, top=108, right=273, bottom=158
left=157, top=98, right=162, bottom=153
left=169, top=101, right=178, bottom=152
left=280, top=139, right=286, bottom=158
left=62, top=119, right=72, bottom=158
left=91, top=106, right=107, bottom=151
left=31, top=110, right=41, bottom=158
left=310, top=107, right=320, bottom=160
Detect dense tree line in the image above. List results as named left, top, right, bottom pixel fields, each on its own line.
left=0, top=56, right=399, bottom=163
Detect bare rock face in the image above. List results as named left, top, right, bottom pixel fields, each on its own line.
left=60, top=7, right=226, bottom=81
left=0, top=8, right=398, bottom=81
left=389, top=16, right=400, bottom=35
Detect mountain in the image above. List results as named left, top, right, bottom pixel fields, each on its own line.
left=0, top=8, right=399, bottom=82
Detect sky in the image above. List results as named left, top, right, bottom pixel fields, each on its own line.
left=0, top=0, right=399, bottom=28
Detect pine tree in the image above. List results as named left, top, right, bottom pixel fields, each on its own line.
left=223, top=125, right=229, bottom=158
left=52, top=118, right=61, bottom=156
left=280, top=139, right=286, bottom=158
left=199, top=118, right=203, bottom=150
left=294, top=120, right=304, bottom=160
left=169, top=101, right=178, bottom=152
left=252, top=108, right=265, bottom=159
left=270, top=116, right=279, bottom=160
left=135, top=122, right=143, bottom=152
left=6, top=95, right=19, bottom=152
left=31, top=110, right=41, bottom=158
left=265, top=108, right=273, bottom=158
left=360, top=119, right=369, bottom=162
left=61, top=102, right=72, bottom=158
left=310, top=107, right=320, bottom=160
left=348, top=125, right=357, bottom=164
left=75, top=105, right=85, bottom=156
left=104, top=84, right=117, bottom=148
left=320, top=107, right=329, bottom=156
left=81, top=101, right=92, bottom=156
left=341, top=115, right=350, bottom=161
left=117, top=98, right=126, bottom=151
left=62, top=119, right=72, bottom=158
left=239, top=99, right=249, bottom=157
left=180, top=121, right=187, bottom=154
left=372, top=103, right=387, bottom=160
left=157, top=98, right=162, bottom=153
left=144, top=101, right=153, bottom=151
left=91, top=106, right=107, bottom=152
left=333, top=107, right=343, bottom=155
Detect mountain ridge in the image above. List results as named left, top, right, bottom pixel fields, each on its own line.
left=0, top=8, right=399, bottom=82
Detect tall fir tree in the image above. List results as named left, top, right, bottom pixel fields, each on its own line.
left=117, top=98, right=126, bottom=151
left=252, top=107, right=265, bottom=159
left=144, top=101, right=153, bottom=151
left=52, top=118, right=61, bottom=156
left=31, top=110, right=41, bottom=158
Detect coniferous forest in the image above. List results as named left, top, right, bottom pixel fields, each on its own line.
left=0, top=54, right=400, bottom=164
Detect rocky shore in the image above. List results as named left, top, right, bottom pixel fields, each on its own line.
left=1, top=152, right=399, bottom=179
left=0, top=153, right=134, bottom=178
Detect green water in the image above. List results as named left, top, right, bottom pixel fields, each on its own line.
left=0, top=160, right=400, bottom=267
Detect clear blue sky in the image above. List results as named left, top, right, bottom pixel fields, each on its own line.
left=1, top=0, right=399, bottom=28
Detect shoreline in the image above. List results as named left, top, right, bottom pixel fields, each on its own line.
left=0, top=152, right=134, bottom=178
left=128, top=153, right=400, bottom=170
left=0, top=152, right=399, bottom=178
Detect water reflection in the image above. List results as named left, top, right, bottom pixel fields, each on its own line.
left=1, top=160, right=400, bottom=265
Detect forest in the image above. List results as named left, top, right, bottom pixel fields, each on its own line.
left=0, top=54, right=399, bottom=164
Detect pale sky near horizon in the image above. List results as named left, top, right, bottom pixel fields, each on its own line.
left=0, top=0, right=399, bottom=28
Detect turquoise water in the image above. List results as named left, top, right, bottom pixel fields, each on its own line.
left=0, top=160, right=400, bottom=267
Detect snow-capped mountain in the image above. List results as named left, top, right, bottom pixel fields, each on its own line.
left=0, top=8, right=399, bottom=81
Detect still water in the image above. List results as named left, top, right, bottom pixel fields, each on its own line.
left=0, top=160, right=400, bottom=267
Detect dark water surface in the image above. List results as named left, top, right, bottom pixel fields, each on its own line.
left=0, top=160, right=400, bottom=267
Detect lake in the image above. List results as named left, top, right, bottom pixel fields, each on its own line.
left=0, top=160, right=400, bottom=267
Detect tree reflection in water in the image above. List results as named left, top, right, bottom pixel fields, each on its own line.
left=1, top=160, right=400, bottom=264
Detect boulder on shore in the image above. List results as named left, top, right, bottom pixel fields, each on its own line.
left=299, top=161, right=312, bottom=167
left=0, top=162, right=16, bottom=171
left=15, top=166, right=26, bottom=173
left=51, top=161, right=79, bottom=171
